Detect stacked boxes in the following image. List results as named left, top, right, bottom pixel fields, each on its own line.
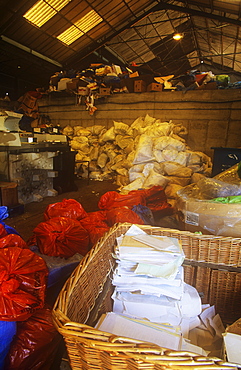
left=147, top=83, right=163, bottom=92
left=0, top=182, right=18, bottom=207
left=134, top=80, right=146, bottom=92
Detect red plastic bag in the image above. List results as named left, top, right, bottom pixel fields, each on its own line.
left=128, top=186, right=173, bottom=214
left=98, top=191, right=146, bottom=210
left=0, top=247, right=48, bottom=321
left=79, top=211, right=109, bottom=247
left=106, top=207, right=145, bottom=227
left=44, top=198, right=88, bottom=221
left=0, top=234, right=28, bottom=249
left=143, top=186, right=173, bottom=214
left=5, top=305, right=62, bottom=370
left=33, top=216, right=90, bottom=257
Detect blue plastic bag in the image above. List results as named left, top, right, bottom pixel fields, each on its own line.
left=0, top=321, right=17, bottom=369
left=0, top=221, right=20, bottom=236
left=132, top=204, right=155, bottom=225
left=0, top=206, right=9, bottom=221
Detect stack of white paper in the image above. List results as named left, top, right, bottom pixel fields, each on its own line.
left=112, top=225, right=202, bottom=326
left=95, top=225, right=225, bottom=357
left=95, top=311, right=207, bottom=355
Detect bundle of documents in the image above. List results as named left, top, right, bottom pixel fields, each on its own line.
left=111, top=224, right=202, bottom=325
left=95, top=225, right=225, bottom=357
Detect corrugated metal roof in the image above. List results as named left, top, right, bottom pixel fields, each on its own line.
left=1, top=0, right=241, bottom=92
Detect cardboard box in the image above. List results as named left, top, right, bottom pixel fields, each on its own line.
left=129, top=71, right=139, bottom=78
left=197, top=82, right=217, bottom=90
left=176, top=194, right=241, bottom=237
left=78, top=86, right=89, bottom=95
left=147, top=83, right=163, bottom=92
left=57, top=78, right=72, bottom=91
left=0, top=182, right=18, bottom=207
left=67, top=81, right=78, bottom=90
left=223, top=319, right=241, bottom=365
left=134, top=80, right=146, bottom=92
left=99, top=87, right=111, bottom=95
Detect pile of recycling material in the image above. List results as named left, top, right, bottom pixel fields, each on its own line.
left=176, top=163, right=241, bottom=237
left=27, top=190, right=172, bottom=258
left=0, top=216, right=62, bottom=369
left=95, top=224, right=225, bottom=358
left=49, top=64, right=239, bottom=96
left=63, top=114, right=212, bottom=206
left=0, top=186, right=172, bottom=368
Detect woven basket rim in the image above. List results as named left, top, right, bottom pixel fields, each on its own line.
left=52, top=223, right=241, bottom=370
left=53, top=222, right=241, bottom=321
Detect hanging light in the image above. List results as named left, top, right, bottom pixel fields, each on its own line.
left=173, top=33, right=183, bottom=40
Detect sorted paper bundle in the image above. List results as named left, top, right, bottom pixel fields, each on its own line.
left=110, top=225, right=203, bottom=332
left=95, top=224, right=226, bottom=357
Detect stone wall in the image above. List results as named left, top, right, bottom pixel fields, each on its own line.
left=38, top=89, right=241, bottom=159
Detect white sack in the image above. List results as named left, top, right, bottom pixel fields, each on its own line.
left=191, top=173, right=206, bottom=183
left=120, top=177, right=145, bottom=194
left=143, top=169, right=169, bottom=189
left=75, top=128, right=91, bottom=137
left=90, top=171, right=103, bottom=180
left=114, top=121, right=130, bottom=135
left=89, top=145, right=99, bottom=161
left=62, top=125, right=74, bottom=138
left=142, top=162, right=155, bottom=177
left=162, top=149, right=178, bottom=162
left=165, top=184, right=184, bottom=199
left=89, top=125, right=106, bottom=135
left=129, top=164, right=145, bottom=182
left=130, top=117, right=145, bottom=135
left=133, top=135, right=154, bottom=164
left=97, top=152, right=108, bottom=168
left=100, top=126, right=115, bottom=142
left=153, top=149, right=165, bottom=163
left=167, top=176, right=191, bottom=187
left=187, top=151, right=202, bottom=165
left=115, top=168, right=128, bottom=176
left=167, top=166, right=193, bottom=178
left=129, top=172, right=145, bottom=182
left=154, top=136, right=186, bottom=151
left=144, top=121, right=173, bottom=137
left=174, top=151, right=189, bottom=166
left=116, top=175, right=130, bottom=187
left=75, top=151, right=90, bottom=162
left=70, top=140, right=89, bottom=152
left=115, top=135, right=134, bottom=149
left=72, top=135, right=89, bottom=144
left=73, top=125, right=83, bottom=135
left=143, top=114, right=156, bottom=127
left=162, top=161, right=184, bottom=175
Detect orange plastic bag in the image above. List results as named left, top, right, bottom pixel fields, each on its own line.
left=98, top=191, right=146, bottom=210
left=44, top=198, right=88, bottom=221
left=0, top=234, right=28, bottom=249
left=106, top=207, right=145, bottom=226
left=79, top=211, right=109, bottom=247
left=130, top=186, right=173, bottom=214
left=0, top=223, right=8, bottom=239
left=0, top=247, right=48, bottom=321
left=33, top=216, right=90, bottom=257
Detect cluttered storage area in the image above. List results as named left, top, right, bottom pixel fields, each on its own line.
left=0, top=66, right=241, bottom=370
left=1, top=0, right=241, bottom=367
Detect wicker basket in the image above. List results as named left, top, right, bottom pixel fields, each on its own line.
left=52, top=223, right=241, bottom=370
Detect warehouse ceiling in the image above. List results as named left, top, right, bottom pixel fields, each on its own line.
left=1, top=0, right=241, bottom=94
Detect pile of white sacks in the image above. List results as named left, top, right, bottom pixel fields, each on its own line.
left=63, top=115, right=212, bottom=205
